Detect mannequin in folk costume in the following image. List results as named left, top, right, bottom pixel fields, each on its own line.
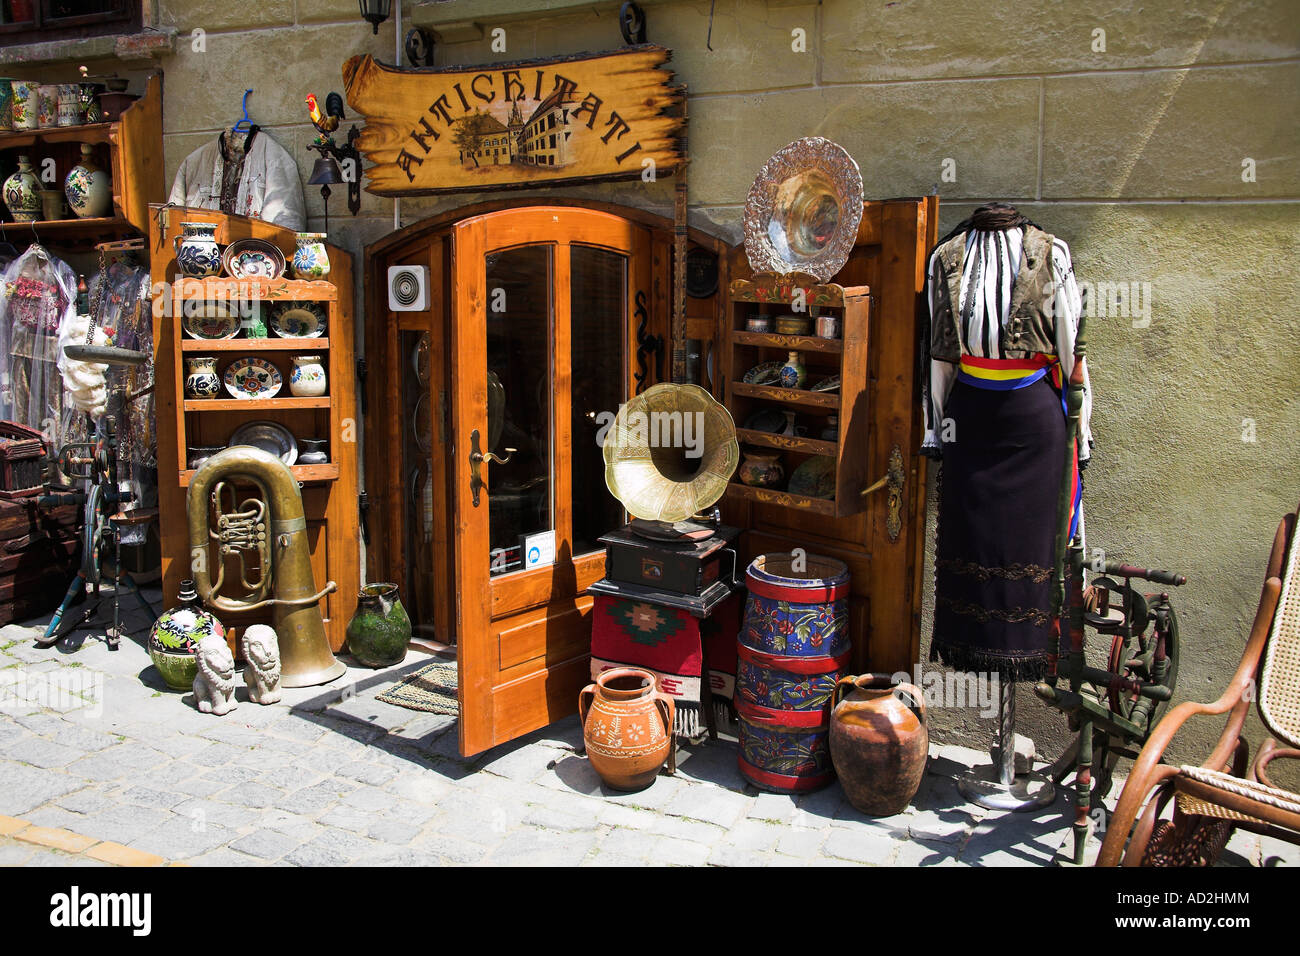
left=922, top=203, right=1093, bottom=684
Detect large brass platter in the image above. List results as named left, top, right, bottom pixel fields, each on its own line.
left=743, top=136, right=863, bottom=283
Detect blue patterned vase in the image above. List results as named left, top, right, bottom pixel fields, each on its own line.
left=174, top=221, right=222, bottom=277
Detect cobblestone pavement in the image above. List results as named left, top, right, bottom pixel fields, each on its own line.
left=0, top=590, right=1294, bottom=867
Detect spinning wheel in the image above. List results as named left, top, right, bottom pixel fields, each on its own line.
left=1086, top=576, right=1182, bottom=748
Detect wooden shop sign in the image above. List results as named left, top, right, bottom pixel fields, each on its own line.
left=342, top=47, right=685, bottom=197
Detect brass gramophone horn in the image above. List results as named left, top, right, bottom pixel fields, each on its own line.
left=187, top=445, right=345, bottom=688
left=601, top=383, right=739, bottom=523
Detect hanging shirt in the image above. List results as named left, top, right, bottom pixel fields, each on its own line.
left=167, top=129, right=306, bottom=231
left=921, top=227, right=1093, bottom=461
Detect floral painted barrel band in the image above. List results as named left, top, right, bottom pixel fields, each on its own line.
left=737, top=641, right=853, bottom=675
left=737, top=714, right=835, bottom=792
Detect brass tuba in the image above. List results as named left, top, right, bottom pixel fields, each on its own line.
left=187, top=445, right=346, bottom=687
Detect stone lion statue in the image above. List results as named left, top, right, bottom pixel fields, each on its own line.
left=242, top=624, right=282, bottom=705
left=193, top=634, right=238, bottom=716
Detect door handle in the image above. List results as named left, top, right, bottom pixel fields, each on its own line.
left=860, top=444, right=905, bottom=542
left=468, top=428, right=516, bottom=507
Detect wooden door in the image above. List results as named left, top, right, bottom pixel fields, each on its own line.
left=450, top=207, right=651, bottom=756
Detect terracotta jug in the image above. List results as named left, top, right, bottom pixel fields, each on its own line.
left=579, top=667, right=674, bottom=791
left=829, top=673, right=928, bottom=816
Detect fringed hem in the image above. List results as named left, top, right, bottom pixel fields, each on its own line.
left=674, top=701, right=702, bottom=739
left=929, top=639, right=1049, bottom=683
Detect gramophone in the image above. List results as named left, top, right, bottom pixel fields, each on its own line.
left=589, top=382, right=742, bottom=615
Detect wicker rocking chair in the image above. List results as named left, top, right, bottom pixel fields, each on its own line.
left=1097, top=499, right=1300, bottom=867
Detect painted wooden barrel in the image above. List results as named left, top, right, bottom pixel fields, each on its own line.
left=736, top=552, right=852, bottom=793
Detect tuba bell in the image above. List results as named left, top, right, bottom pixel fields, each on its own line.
left=186, top=445, right=345, bottom=688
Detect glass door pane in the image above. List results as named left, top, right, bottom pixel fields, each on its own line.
left=486, top=245, right=553, bottom=576
left=399, top=329, right=437, bottom=639
left=570, top=244, right=627, bottom=556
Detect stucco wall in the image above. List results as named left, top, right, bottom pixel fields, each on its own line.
left=140, top=0, right=1297, bottom=769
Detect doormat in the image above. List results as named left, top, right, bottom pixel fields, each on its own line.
left=375, top=659, right=459, bottom=715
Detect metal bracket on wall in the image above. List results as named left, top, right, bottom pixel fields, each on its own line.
left=405, top=27, right=435, bottom=67
left=861, top=444, right=906, bottom=542
left=619, top=1, right=646, bottom=44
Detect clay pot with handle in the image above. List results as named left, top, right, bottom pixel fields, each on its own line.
left=579, top=667, right=674, bottom=791
left=829, top=673, right=928, bottom=816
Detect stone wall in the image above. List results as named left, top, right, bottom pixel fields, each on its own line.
left=125, top=0, right=1300, bottom=766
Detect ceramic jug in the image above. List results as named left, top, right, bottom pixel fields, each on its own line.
left=579, top=667, right=674, bottom=791
left=779, top=350, right=807, bottom=389
left=289, top=354, right=327, bottom=397
left=3, top=155, right=41, bottom=222
left=0, top=80, right=13, bottom=132
left=297, top=438, right=328, bottom=465
left=184, top=356, right=220, bottom=399
left=174, top=221, right=222, bottom=277
left=9, top=81, right=39, bottom=130
left=345, top=583, right=411, bottom=668
left=64, top=144, right=111, bottom=218
left=292, top=232, right=330, bottom=279
left=148, top=579, right=226, bottom=691
left=829, top=673, right=929, bottom=816
left=738, top=449, right=784, bottom=488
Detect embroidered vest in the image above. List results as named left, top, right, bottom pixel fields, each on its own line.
left=929, top=224, right=1058, bottom=361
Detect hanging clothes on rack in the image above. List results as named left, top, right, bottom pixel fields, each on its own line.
left=0, top=244, right=78, bottom=450
left=167, top=126, right=306, bottom=231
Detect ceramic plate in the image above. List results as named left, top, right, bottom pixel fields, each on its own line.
left=223, top=356, right=282, bottom=399
left=269, top=301, right=327, bottom=338
left=182, top=302, right=241, bottom=340
left=228, top=420, right=297, bottom=466
left=743, top=136, right=864, bottom=283
left=787, top=455, right=836, bottom=499
left=810, top=374, right=841, bottom=393
left=222, top=239, right=286, bottom=280
left=742, top=360, right=783, bottom=385
left=742, top=408, right=787, bottom=434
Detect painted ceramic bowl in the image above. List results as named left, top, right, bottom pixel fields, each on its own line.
left=221, top=238, right=286, bottom=280
left=268, top=301, right=326, bottom=338
left=223, top=356, right=282, bottom=399
left=182, top=302, right=241, bottom=340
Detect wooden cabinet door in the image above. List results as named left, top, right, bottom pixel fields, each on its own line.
left=450, top=207, right=651, bottom=756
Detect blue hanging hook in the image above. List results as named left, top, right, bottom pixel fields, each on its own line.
left=232, top=89, right=253, bottom=132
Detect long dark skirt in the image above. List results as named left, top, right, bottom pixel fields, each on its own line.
left=930, top=377, right=1067, bottom=681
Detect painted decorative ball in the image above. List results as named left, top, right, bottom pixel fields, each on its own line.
left=148, top=581, right=225, bottom=691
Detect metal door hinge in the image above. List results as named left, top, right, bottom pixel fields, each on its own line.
left=356, top=358, right=367, bottom=415
left=358, top=490, right=370, bottom=545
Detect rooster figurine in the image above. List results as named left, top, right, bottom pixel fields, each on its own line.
left=306, top=92, right=345, bottom=143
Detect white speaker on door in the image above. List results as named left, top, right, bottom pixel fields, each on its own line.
left=388, top=265, right=430, bottom=312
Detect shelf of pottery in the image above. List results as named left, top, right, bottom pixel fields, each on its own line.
left=721, top=273, right=872, bottom=517
left=0, top=73, right=162, bottom=240
left=172, top=226, right=342, bottom=487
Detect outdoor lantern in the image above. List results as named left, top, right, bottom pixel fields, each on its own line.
left=359, top=0, right=391, bottom=34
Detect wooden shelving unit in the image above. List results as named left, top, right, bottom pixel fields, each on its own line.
left=0, top=77, right=163, bottom=237
left=722, top=272, right=870, bottom=518
left=153, top=207, right=361, bottom=654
